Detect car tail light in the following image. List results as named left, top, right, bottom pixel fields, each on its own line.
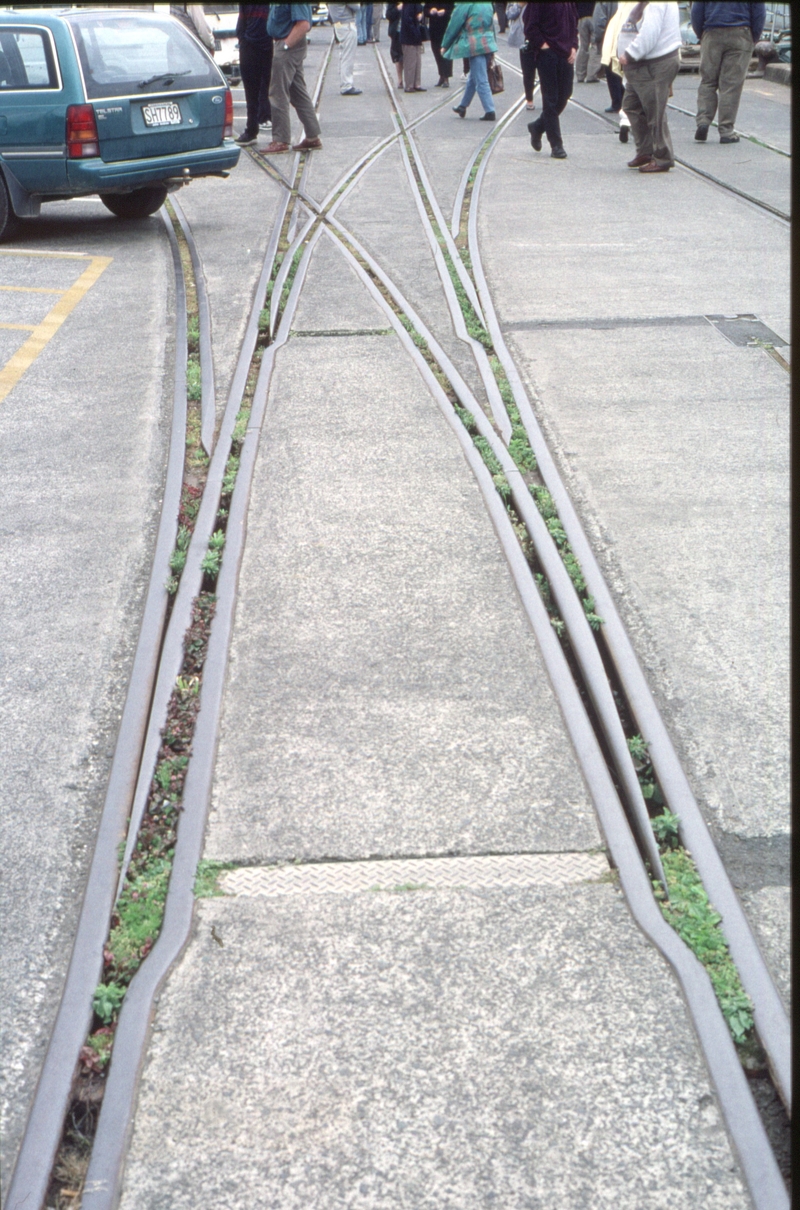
left=224, top=89, right=233, bottom=139
left=66, top=104, right=99, bottom=158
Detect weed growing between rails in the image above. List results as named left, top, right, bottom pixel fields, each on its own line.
left=399, top=132, right=602, bottom=633
left=46, top=199, right=285, bottom=1208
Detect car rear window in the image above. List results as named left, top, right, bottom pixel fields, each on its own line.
left=0, top=28, right=59, bottom=89
left=67, top=12, right=221, bottom=100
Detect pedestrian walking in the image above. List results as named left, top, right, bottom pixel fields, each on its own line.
left=507, top=3, right=536, bottom=109
left=524, top=2, right=578, bottom=158
left=427, top=3, right=455, bottom=86
left=400, top=2, right=427, bottom=92
left=356, top=3, right=370, bottom=43
left=600, top=1, right=634, bottom=139
left=575, top=1, right=604, bottom=80
left=264, top=4, right=322, bottom=153
left=235, top=5, right=274, bottom=145
left=329, top=3, right=363, bottom=93
left=170, top=5, right=216, bottom=53
left=386, top=3, right=405, bottom=86
left=617, top=0, right=681, bottom=172
left=593, top=2, right=621, bottom=108
left=692, top=1, right=765, bottom=143
left=443, top=2, right=498, bottom=120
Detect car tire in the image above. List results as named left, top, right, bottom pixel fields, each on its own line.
left=99, top=185, right=168, bottom=219
left=0, top=174, right=17, bottom=243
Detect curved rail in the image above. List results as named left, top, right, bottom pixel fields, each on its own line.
left=5, top=211, right=189, bottom=1210
left=170, top=192, right=216, bottom=455
left=462, top=81, right=791, bottom=1117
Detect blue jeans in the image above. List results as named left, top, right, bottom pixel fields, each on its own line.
left=356, top=5, right=368, bottom=44
left=462, top=53, right=494, bottom=113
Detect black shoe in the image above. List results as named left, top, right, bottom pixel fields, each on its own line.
left=341, top=86, right=362, bottom=95
left=619, top=125, right=629, bottom=143
left=236, top=130, right=258, bottom=145
left=551, top=145, right=567, bottom=158
left=480, top=111, right=496, bottom=121
left=719, top=134, right=739, bottom=143
left=695, top=124, right=709, bottom=141
left=528, top=120, right=542, bottom=151
left=453, top=105, right=466, bottom=117
left=604, top=106, right=620, bottom=113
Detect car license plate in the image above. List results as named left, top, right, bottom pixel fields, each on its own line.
left=142, top=102, right=182, bottom=127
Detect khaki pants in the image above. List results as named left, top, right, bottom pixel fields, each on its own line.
left=402, top=43, right=422, bottom=89
left=696, top=25, right=753, bottom=137
left=269, top=41, right=321, bottom=146
left=576, top=16, right=603, bottom=82
left=622, top=51, right=680, bottom=167
left=333, top=20, right=357, bottom=91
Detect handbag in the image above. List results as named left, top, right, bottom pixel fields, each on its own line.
left=507, top=16, right=525, bottom=50
left=488, top=56, right=504, bottom=94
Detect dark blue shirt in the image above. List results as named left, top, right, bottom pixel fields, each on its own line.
left=691, top=3, right=765, bottom=42
left=267, top=4, right=313, bottom=41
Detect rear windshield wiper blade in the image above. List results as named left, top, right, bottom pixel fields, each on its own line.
left=137, top=70, right=191, bottom=88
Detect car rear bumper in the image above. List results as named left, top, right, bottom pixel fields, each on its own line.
left=66, top=141, right=240, bottom=193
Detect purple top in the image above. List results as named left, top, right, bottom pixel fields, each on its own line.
left=523, top=2, right=579, bottom=59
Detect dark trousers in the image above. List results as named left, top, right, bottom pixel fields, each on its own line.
left=429, top=12, right=453, bottom=79
left=494, top=2, right=508, bottom=32
left=531, top=48, right=573, bottom=148
left=520, top=42, right=537, bottom=101
left=606, top=65, right=624, bottom=111
left=239, top=36, right=273, bottom=133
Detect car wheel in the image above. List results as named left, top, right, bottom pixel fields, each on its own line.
left=0, top=174, right=17, bottom=243
left=99, top=185, right=168, bottom=220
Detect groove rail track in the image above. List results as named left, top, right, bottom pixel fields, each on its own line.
left=7, top=32, right=789, bottom=1210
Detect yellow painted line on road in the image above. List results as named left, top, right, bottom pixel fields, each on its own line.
left=0, top=255, right=112, bottom=404
left=0, top=322, right=36, bottom=331
left=0, top=284, right=67, bottom=294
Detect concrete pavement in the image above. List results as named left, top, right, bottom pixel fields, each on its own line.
left=0, top=209, right=171, bottom=1196
left=479, top=80, right=790, bottom=1006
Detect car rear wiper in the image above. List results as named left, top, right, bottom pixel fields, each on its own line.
left=137, top=70, right=191, bottom=88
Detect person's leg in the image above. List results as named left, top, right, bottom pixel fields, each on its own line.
left=268, top=46, right=293, bottom=144
left=494, top=3, right=508, bottom=33
left=585, top=27, right=604, bottom=82
left=463, top=58, right=470, bottom=76
left=402, top=43, right=415, bottom=89
left=575, top=16, right=591, bottom=81
left=535, top=49, right=563, bottom=147
left=520, top=42, right=536, bottom=102
left=621, top=69, right=651, bottom=157
left=337, top=20, right=357, bottom=91
left=365, top=4, right=374, bottom=41
left=287, top=45, right=322, bottom=140
left=461, top=56, right=478, bottom=108
left=257, top=38, right=273, bottom=123
left=606, top=65, right=624, bottom=111
left=238, top=38, right=261, bottom=137
left=648, top=54, right=679, bottom=164
left=413, top=43, right=423, bottom=88
left=356, top=4, right=368, bottom=44
left=716, top=26, right=753, bottom=136
left=696, top=26, right=723, bottom=129
left=471, top=53, right=494, bottom=113
left=391, top=35, right=404, bottom=85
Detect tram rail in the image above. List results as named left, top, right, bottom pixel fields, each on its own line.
left=6, top=31, right=789, bottom=1210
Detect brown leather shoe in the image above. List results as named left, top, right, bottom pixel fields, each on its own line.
left=292, top=136, right=323, bottom=150
left=627, top=152, right=652, bottom=168
left=639, top=160, right=671, bottom=173
left=262, top=141, right=290, bottom=154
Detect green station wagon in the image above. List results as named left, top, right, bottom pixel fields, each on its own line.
left=0, top=8, right=240, bottom=239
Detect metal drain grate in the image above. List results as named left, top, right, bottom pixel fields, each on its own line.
left=220, top=852, right=610, bottom=897
left=704, top=314, right=788, bottom=347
